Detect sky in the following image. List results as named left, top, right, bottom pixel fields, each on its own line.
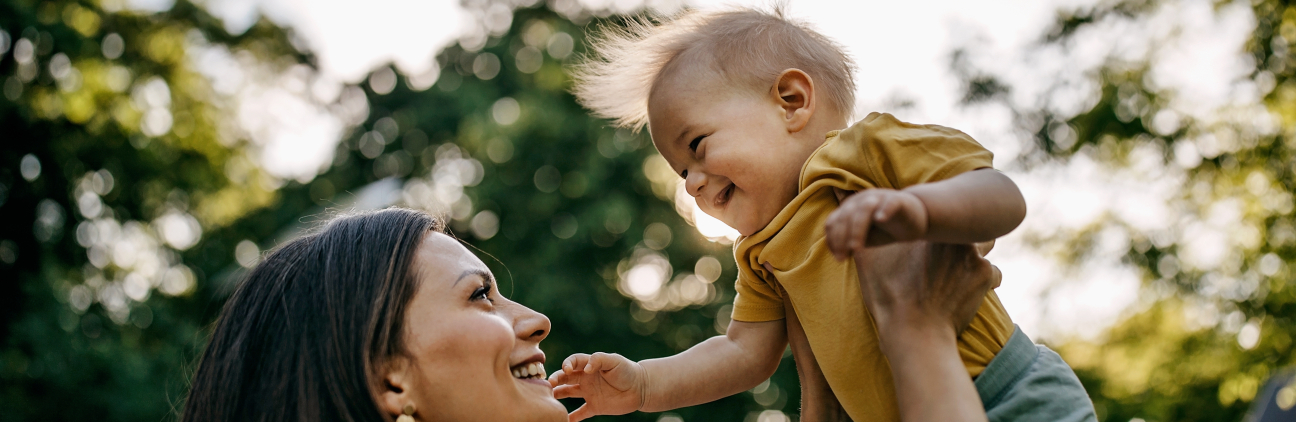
left=183, top=0, right=1260, bottom=341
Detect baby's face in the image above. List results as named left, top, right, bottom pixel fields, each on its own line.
left=648, top=77, right=819, bottom=236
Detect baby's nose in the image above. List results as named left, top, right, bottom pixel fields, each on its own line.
left=685, top=170, right=706, bottom=197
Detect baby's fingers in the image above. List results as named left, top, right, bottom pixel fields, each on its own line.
left=552, top=383, right=584, bottom=400
left=872, top=198, right=913, bottom=240
left=583, top=352, right=623, bottom=373
left=547, top=368, right=568, bottom=386
left=563, top=354, right=591, bottom=374
left=568, top=404, right=596, bottom=422
left=872, top=195, right=925, bottom=242
left=872, top=194, right=902, bottom=222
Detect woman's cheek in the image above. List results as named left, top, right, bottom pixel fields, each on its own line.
left=453, top=312, right=516, bottom=367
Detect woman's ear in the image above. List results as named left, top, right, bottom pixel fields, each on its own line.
left=771, top=69, right=816, bottom=133
left=379, top=357, right=416, bottom=418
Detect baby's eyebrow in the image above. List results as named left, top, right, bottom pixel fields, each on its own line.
left=672, top=124, right=695, bottom=149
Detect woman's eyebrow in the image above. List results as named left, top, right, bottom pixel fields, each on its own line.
left=453, top=268, right=494, bottom=287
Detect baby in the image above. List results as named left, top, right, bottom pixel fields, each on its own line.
left=549, top=7, right=1096, bottom=422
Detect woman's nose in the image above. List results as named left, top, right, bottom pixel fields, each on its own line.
left=513, top=303, right=551, bottom=343
left=685, top=169, right=706, bottom=198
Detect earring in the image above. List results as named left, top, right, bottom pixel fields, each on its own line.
left=396, top=404, right=416, bottom=422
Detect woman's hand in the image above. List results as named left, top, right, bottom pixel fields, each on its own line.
left=855, top=242, right=997, bottom=341
left=853, top=241, right=995, bottom=422
left=548, top=352, right=647, bottom=421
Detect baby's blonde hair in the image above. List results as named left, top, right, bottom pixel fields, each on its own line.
left=571, top=6, right=857, bottom=130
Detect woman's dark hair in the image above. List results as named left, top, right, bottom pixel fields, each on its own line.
left=182, top=208, right=442, bottom=422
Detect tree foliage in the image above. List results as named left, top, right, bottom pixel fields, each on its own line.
left=0, top=1, right=798, bottom=421
left=958, top=0, right=1296, bottom=420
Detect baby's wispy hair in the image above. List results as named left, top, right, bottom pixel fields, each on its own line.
left=571, top=5, right=857, bottom=130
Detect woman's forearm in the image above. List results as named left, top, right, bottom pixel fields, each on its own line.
left=879, top=318, right=988, bottom=422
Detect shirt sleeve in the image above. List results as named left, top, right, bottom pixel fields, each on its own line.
left=730, top=272, right=785, bottom=322
left=853, top=112, right=994, bottom=188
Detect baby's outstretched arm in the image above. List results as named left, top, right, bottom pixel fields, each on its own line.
left=826, top=169, right=1025, bottom=257
left=549, top=319, right=786, bottom=421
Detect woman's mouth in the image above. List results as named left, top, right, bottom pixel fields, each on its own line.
left=511, top=361, right=547, bottom=380
left=511, top=362, right=549, bottom=387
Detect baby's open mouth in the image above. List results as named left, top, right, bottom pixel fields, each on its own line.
left=715, top=183, right=735, bottom=207
left=511, top=362, right=546, bottom=380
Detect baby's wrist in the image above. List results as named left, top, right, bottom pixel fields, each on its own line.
left=900, top=189, right=932, bottom=239
left=636, top=360, right=652, bottom=412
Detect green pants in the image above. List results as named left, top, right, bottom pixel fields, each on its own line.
left=974, top=326, right=1098, bottom=422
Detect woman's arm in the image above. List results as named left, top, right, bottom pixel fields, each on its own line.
left=880, top=317, right=987, bottom=422
left=854, top=241, right=996, bottom=422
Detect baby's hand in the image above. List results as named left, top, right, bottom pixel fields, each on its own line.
left=826, top=188, right=928, bottom=259
left=548, top=352, right=647, bottom=422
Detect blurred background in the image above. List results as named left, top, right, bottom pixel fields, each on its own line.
left=1, top=0, right=1293, bottom=420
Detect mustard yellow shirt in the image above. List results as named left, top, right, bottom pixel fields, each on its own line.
left=732, top=112, right=1015, bottom=421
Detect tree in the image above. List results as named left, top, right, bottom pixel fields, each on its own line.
left=0, top=0, right=330, bottom=419
left=956, top=0, right=1296, bottom=420
left=0, top=1, right=800, bottom=420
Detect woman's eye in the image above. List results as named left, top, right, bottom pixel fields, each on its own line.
left=688, top=135, right=704, bottom=152
left=471, top=285, right=494, bottom=303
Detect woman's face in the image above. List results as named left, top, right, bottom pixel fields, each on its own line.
left=384, top=231, right=566, bottom=422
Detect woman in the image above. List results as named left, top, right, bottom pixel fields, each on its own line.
left=182, top=209, right=566, bottom=421
left=181, top=208, right=993, bottom=421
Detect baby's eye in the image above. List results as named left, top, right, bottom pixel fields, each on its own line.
left=681, top=169, right=688, bottom=179
left=688, top=135, right=705, bottom=152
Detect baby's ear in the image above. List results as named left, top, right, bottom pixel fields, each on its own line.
left=772, top=69, right=816, bottom=132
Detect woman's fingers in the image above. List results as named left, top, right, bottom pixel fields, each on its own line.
left=825, top=209, right=848, bottom=259
left=848, top=198, right=873, bottom=252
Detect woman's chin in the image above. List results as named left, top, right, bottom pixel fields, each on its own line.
left=510, top=376, right=566, bottom=419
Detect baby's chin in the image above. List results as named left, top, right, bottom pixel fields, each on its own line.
left=733, top=213, right=779, bottom=237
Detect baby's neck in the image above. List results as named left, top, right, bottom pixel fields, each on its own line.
left=793, top=113, right=849, bottom=156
